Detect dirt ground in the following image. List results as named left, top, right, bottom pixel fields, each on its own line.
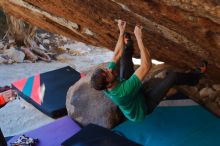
left=0, top=43, right=113, bottom=137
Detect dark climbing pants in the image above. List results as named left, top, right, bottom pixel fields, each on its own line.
left=120, top=45, right=202, bottom=115
left=120, top=42, right=135, bottom=80
left=141, top=71, right=202, bottom=114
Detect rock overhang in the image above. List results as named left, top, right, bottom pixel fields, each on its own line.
left=0, top=0, right=220, bottom=82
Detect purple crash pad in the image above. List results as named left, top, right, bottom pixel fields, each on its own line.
left=8, top=116, right=81, bottom=146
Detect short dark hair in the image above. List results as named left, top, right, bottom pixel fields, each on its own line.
left=91, top=68, right=108, bottom=90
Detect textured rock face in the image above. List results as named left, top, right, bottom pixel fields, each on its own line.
left=0, top=9, right=7, bottom=38
left=1, top=0, right=220, bottom=81
left=66, top=72, right=124, bottom=128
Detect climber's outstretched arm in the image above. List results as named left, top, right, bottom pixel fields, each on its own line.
left=134, top=25, right=152, bottom=81
left=111, top=20, right=126, bottom=64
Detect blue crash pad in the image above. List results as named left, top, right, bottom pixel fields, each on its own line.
left=114, top=100, right=220, bottom=146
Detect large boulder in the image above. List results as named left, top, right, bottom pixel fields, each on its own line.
left=66, top=72, right=125, bottom=129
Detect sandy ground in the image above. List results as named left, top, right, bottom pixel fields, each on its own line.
left=0, top=45, right=113, bottom=137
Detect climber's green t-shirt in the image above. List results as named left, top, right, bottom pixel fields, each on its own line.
left=103, top=62, right=147, bottom=122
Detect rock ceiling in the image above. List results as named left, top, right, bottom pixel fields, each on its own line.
left=0, top=0, right=220, bottom=81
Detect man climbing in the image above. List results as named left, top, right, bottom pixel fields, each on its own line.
left=91, top=20, right=207, bottom=122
